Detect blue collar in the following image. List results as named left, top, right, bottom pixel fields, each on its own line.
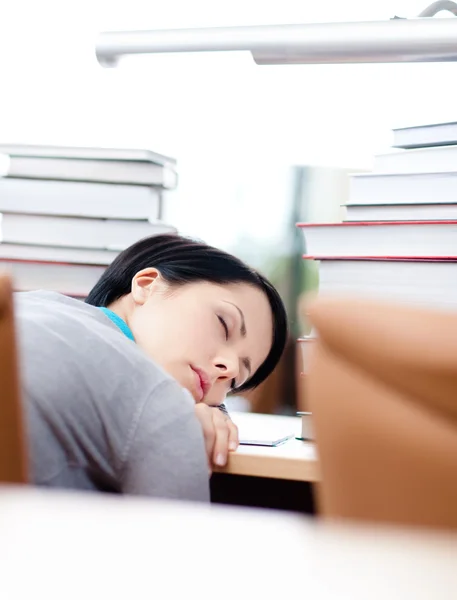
left=98, top=307, right=135, bottom=342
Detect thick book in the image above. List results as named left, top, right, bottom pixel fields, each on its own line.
left=349, top=171, right=457, bottom=206
left=297, top=220, right=457, bottom=258
left=373, top=145, right=457, bottom=175
left=304, top=256, right=457, bottom=311
left=297, top=336, right=315, bottom=375
left=296, top=411, right=314, bottom=441
left=0, top=243, right=118, bottom=266
left=1, top=156, right=178, bottom=188
left=344, top=203, right=457, bottom=222
left=0, top=213, right=177, bottom=251
left=0, top=143, right=176, bottom=167
left=0, top=178, right=162, bottom=220
left=1, top=258, right=105, bottom=296
left=392, top=122, right=457, bottom=149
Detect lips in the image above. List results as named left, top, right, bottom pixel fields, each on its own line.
left=191, top=366, right=211, bottom=401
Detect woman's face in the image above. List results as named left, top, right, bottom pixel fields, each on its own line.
left=126, top=272, right=273, bottom=406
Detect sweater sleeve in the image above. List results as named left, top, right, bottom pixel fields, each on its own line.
left=120, top=380, right=210, bottom=502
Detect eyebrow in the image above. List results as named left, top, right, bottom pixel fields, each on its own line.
left=224, top=301, right=251, bottom=376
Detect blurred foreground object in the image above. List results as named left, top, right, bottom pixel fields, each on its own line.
left=305, top=294, right=457, bottom=529
left=2, top=486, right=457, bottom=598
left=0, top=273, right=27, bottom=483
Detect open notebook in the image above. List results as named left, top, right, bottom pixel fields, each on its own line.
left=233, top=413, right=296, bottom=447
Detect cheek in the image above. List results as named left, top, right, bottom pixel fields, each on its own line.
left=169, top=305, right=217, bottom=345
left=132, top=305, right=216, bottom=361
left=129, top=307, right=172, bottom=359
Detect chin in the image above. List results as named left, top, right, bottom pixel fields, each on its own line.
left=178, top=376, right=200, bottom=404
left=172, top=378, right=199, bottom=404
left=185, top=386, right=199, bottom=403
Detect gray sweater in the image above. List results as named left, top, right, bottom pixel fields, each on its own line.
left=15, top=291, right=209, bottom=502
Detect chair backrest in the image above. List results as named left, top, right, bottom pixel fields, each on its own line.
left=305, top=294, right=457, bottom=530
left=0, top=273, right=27, bottom=483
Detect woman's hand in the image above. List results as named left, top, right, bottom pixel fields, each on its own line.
left=194, top=404, right=239, bottom=470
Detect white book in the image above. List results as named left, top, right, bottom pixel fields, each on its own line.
left=232, top=412, right=297, bottom=447
left=0, top=143, right=176, bottom=167
left=0, top=243, right=118, bottom=265
left=344, top=203, right=457, bottom=222
left=392, top=122, right=457, bottom=149
left=2, top=156, right=178, bottom=188
left=0, top=178, right=162, bottom=220
left=0, top=213, right=177, bottom=251
left=373, top=145, right=457, bottom=175
left=349, top=172, right=457, bottom=205
left=1, top=259, right=105, bottom=297
left=298, top=220, right=457, bottom=258
left=310, top=258, right=457, bottom=311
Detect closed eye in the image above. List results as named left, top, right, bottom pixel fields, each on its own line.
left=218, top=316, right=239, bottom=390
left=218, top=315, right=229, bottom=340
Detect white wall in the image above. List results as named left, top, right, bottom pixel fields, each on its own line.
left=1, top=0, right=456, bottom=253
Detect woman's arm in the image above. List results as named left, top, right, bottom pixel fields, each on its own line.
left=121, top=380, right=210, bottom=501
left=196, top=404, right=239, bottom=468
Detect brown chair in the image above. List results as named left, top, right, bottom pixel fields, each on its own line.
left=305, top=294, right=457, bottom=530
left=0, top=273, right=27, bottom=483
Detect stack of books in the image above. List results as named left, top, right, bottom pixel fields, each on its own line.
left=0, top=144, right=178, bottom=297
left=297, top=121, right=457, bottom=365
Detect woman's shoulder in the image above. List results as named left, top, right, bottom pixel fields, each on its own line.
left=16, top=290, right=174, bottom=392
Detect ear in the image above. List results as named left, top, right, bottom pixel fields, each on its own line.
left=131, top=268, right=163, bottom=306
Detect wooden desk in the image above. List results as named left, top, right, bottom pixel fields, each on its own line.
left=215, top=412, right=320, bottom=482
left=2, top=486, right=457, bottom=599
left=211, top=412, right=319, bottom=513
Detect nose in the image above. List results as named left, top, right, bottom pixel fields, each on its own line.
left=213, top=351, right=239, bottom=382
